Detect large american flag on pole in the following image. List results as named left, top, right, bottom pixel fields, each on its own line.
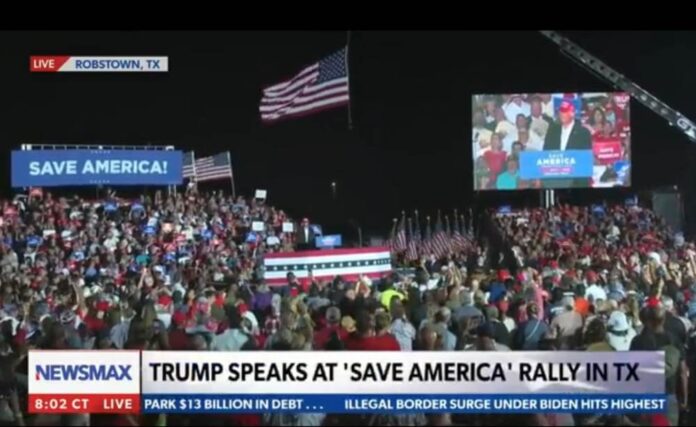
left=194, top=152, right=233, bottom=183
left=260, top=48, right=349, bottom=123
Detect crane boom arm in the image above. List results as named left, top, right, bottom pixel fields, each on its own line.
left=540, top=30, right=696, bottom=142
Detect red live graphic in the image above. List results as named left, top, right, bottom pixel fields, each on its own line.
left=30, top=56, right=70, bottom=72
left=28, top=394, right=140, bottom=414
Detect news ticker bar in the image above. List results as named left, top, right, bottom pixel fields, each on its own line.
left=141, top=394, right=666, bottom=414
left=30, top=56, right=168, bottom=72
left=27, top=394, right=668, bottom=415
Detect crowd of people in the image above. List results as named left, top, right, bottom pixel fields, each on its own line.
left=0, top=186, right=692, bottom=426
left=472, top=93, right=631, bottom=190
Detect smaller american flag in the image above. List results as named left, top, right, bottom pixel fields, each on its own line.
left=452, top=213, right=469, bottom=251
left=194, top=152, right=233, bottom=183
left=260, top=47, right=349, bottom=123
left=421, top=217, right=433, bottom=257
left=182, top=151, right=195, bottom=179
left=393, top=215, right=407, bottom=253
left=433, top=213, right=451, bottom=258
left=406, top=217, right=418, bottom=262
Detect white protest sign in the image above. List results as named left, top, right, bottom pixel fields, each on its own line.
left=252, top=221, right=265, bottom=232
left=255, top=189, right=267, bottom=199
left=282, top=222, right=294, bottom=232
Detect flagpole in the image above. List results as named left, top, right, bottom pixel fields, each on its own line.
left=226, top=151, right=236, bottom=199
left=346, top=30, right=353, bottom=131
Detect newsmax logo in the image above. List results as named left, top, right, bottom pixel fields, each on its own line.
left=35, top=364, right=133, bottom=381
left=29, top=351, right=140, bottom=396
left=30, top=56, right=168, bottom=72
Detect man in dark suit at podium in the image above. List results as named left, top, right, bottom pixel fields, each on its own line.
left=296, top=217, right=316, bottom=250
left=542, top=100, right=593, bottom=188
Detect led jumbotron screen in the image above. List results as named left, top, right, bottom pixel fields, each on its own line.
left=472, top=92, right=631, bottom=191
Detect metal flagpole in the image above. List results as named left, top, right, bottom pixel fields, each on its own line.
left=227, top=151, right=237, bottom=199
left=346, top=30, right=353, bottom=130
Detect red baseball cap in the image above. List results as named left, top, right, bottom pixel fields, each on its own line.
left=559, top=101, right=575, bottom=114
left=498, top=269, right=511, bottom=282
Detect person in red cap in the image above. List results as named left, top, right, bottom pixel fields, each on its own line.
left=542, top=99, right=593, bottom=188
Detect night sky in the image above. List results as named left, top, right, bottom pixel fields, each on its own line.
left=1, top=31, right=695, bottom=238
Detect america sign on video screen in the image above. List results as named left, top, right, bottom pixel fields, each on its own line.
left=472, top=92, right=631, bottom=191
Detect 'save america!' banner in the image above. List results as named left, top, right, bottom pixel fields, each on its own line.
left=11, top=150, right=183, bottom=187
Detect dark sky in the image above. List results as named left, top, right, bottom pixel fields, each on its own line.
left=1, top=31, right=695, bottom=236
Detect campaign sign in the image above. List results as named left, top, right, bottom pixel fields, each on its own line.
left=519, top=150, right=593, bottom=180
left=593, top=139, right=622, bottom=165
left=12, top=150, right=183, bottom=187
left=316, top=234, right=342, bottom=249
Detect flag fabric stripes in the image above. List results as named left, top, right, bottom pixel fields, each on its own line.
left=393, top=215, right=407, bottom=253
left=194, top=152, right=233, bottom=183
left=406, top=218, right=418, bottom=262
left=452, top=213, right=469, bottom=251
left=182, top=151, right=195, bottom=179
left=263, top=247, right=392, bottom=286
left=421, top=217, right=433, bottom=257
left=260, top=48, right=349, bottom=123
left=433, top=213, right=451, bottom=258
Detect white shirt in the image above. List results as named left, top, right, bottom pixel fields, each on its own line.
left=560, top=121, right=575, bottom=151
left=542, top=100, right=554, bottom=118
left=472, top=127, right=492, bottom=159
left=503, top=100, right=530, bottom=123
left=391, top=318, right=416, bottom=351
left=211, top=328, right=249, bottom=351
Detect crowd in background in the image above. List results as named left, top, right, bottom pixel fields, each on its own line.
left=0, top=186, right=692, bottom=426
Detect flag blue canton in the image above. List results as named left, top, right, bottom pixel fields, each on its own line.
left=317, top=48, right=347, bottom=84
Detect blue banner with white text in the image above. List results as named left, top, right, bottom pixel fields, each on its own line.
left=12, top=149, right=183, bottom=187
left=519, top=150, right=593, bottom=180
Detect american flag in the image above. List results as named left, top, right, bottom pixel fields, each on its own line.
left=182, top=151, right=195, bottom=179
left=406, top=218, right=418, bottom=262
left=421, top=218, right=433, bottom=257
left=452, top=213, right=469, bottom=251
left=260, top=48, right=350, bottom=123
left=432, top=213, right=451, bottom=258
left=194, top=152, right=233, bottom=183
left=392, top=216, right=407, bottom=253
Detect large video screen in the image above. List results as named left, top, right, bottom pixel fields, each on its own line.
left=472, top=92, right=631, bottom=191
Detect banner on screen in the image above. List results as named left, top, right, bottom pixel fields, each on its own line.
left=519, top=150, right=593, bottom=180
left=12, top=150, right=183, bottom=187
left=472, top=92, right=631, bottom=190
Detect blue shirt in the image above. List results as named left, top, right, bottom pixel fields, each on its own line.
left=496, top=171, right=519, bottom=190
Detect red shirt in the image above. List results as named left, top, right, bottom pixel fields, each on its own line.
left=82, top=314, right=105, bottom=333
left=345, top=334, right=400, bottom=351
left=365, top=334, right=400, bottom=351
left=168, top=329, right=189, bottom=350
left=484, top=150, right=507, bottom=181
left=313, top=325, right=349, bottom=350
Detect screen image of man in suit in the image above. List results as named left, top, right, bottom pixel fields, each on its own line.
left=542, top=100, right=593, bottom=189
left=296, top=217, right=316, bottom=250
